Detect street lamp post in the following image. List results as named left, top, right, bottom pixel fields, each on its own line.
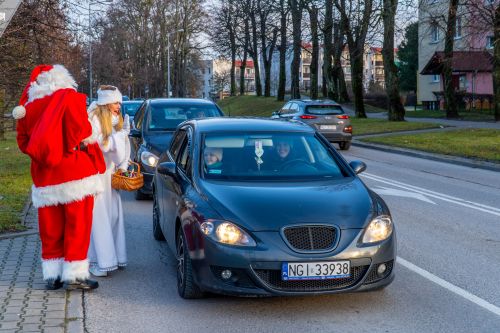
left=166, top=28, right=184, bottom=98
left=88, top=0, right=112, bottom=101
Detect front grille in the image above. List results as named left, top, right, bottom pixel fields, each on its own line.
left=363, top=260, right=394, bottom=284
left=210, top=266, right=256, bottom=288
left=283, top=225, right=337, bottom=252
left=253, top=266, right=368, bottom=292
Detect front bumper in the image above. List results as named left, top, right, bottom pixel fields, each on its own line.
left=189, top=229, right=396, bottom=296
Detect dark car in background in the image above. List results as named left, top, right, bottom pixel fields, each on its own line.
left=153, top=118, right=395, bottom=298
left=121, top=100, right=144, bottom=126
left=129, top=98, right=224, bottom=199
left=272, top=99, right=352, bottom=150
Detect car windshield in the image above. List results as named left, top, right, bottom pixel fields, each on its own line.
left=148, top=103, right=221, bottom=131
left=202, top=132, right=346, bottom=181
left=306, top=105, right=343, bottom=115
left=121, top=103, right=142, bottom=117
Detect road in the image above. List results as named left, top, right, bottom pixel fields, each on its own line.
left=84, top=146, right=500, bottom=333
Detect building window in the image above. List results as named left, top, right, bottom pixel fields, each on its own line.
left=454, top=17, right=462, bottom=39
left=432, top=74, right=440, bottom=82
left=431, top=24, right=439, bottom=43
left=487, top=36, right=494, bottom=49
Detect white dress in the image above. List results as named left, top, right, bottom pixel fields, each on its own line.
left=87, top=114, right=130, bottom=272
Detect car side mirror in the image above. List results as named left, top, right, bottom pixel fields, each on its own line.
left=129, top=129, right=141, bottom=138
left=349, top=160, right=367, bottom=174
left=272, top=111, right=278, bottom=116
left=157, top=161, right=176, bottom=176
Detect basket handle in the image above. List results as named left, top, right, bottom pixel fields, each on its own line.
left=129, top=160, right=141, bottom=174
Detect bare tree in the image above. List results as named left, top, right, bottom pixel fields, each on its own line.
left=307, top=3, right=320, bottom=99
left=442, top=0, right=460, bottom=118
left=277, top=0, right=289, bottom=100
left=289, top=0, right=304, bottom=99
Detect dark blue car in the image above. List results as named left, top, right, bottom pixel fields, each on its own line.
left=153, top=118, right=396, bottom=298
left=129, top=98, right=224, bottom=199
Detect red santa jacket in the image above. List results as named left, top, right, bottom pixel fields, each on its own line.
left=17, top=81, right=105, bottom=208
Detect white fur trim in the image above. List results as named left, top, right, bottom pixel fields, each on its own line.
left=26, top=65, right=77, bottom=105
left=62, top=259, right=89, bottom=282
left=96, top=88, right=122, bottom=105
left=31, top=173, right=104, bottom=208
left=41, top=258, right=64, bottom=280
left=12, top=105, right=26, bottom=120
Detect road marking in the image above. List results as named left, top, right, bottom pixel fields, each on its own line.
left=362, top=173, right=500, bottom=217
left=397, top=257, right=500, bottom=317
left=371, top=186, right=436, bottom=204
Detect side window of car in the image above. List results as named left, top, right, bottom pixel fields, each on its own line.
left=134, top=103, right=147, bottom=129
left=289, top=103, right=300, bottom=114
left=177, top=132, right=192, bottom=178
left=169, top=129, right=187, bottom=161
left=280, top=103, right=291, bottom=114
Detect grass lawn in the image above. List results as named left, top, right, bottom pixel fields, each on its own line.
left=217, top=96, right=442, bottom=135
left=361, top=129, right=500, bottom=162
left=405, top=109, right=495, bottom=122
left=0, top=131, right=31, bottom=232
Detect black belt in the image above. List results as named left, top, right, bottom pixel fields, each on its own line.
left=73, top=143, right=88, bottom=151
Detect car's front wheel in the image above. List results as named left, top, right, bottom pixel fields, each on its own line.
left=152, top=193, right=165, bottom=241
left=176, top=228, right=204, bottom=299
left=338, top=141, right=351, bottom=150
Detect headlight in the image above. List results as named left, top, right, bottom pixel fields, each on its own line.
left=141, top=151, right=159, bottom=167
left=362, top=216, right=393, bottom=244
left=200, top=220, right=256, bottom=247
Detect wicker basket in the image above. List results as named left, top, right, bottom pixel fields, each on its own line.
left=111, top=161, right=144, bottom=191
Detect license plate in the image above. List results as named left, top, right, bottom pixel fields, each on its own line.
left=281, top=261, right=350, bottom=281
left=320, top=125, right=336, bottom=130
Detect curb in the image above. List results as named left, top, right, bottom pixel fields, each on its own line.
left=352, top=140, right=500, bottom=172
left=0, top=194, right=37, bottom=240
left=66, top=290, right=85, bottom=333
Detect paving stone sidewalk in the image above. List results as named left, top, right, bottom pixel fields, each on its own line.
left=0, top=203, right=84, bottom=333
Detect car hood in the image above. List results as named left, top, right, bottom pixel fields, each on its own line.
left=144, top=132, right=174, bottom=156
left=200, top=178, right=374, bottom=231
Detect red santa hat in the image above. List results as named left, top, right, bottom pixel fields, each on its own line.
left=13, top=64, right=77, bottom=120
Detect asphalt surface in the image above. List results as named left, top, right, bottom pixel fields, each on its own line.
left=85, top=146, right=500, bottom=333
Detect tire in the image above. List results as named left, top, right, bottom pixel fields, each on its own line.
left=135, top=188, right=148, bottom=200
left=176, top=228, right=204, bottom=299
left=152, top=193, right=165, bottom=241
left=338, top=141, right=351, bottom=151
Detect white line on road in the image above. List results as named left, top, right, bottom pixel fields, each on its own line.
left=397, top=257, right=500, bottom=317
left=362, top=173, right=500, bottom=217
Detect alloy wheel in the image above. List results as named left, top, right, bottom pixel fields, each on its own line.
left=177, top=234, right=185, bottom=289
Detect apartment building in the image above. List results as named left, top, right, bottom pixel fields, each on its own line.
left=418, top=1, right=494, bottom=109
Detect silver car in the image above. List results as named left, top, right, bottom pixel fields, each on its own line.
left=272, top=99, right=352, bottom=150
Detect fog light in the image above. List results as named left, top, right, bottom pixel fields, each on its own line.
left=377, top=263, right=387, bottom=276
left=221, top=270, right=232, bottom=280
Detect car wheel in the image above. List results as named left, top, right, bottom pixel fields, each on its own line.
left=135, top=188, right=148, bottom=200
left=152, top=193, right=165, bottom=241
left=338, top=141, right=351, bottom=150
left=176, top=228, right=204, bottom=299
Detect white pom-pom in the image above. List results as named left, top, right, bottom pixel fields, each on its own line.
left=12, top=105, right=26, bottom=120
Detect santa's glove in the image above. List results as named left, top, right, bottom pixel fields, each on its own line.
left=122, top=115, right=131, bottom=135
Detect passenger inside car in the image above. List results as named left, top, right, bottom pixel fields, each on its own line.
left=203, top=147, right=223, bottom=174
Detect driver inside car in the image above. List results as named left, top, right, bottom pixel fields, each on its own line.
left=204, top=147, right=223, bottom=174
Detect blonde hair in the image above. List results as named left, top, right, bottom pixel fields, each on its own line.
left=91, top=85, right=123, bottom=146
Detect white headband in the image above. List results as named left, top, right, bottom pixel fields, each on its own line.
left=96, top=87, right=122, bottom=106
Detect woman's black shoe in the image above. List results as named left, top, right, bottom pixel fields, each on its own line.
left=45, top=278, right=64, bottom=290
left=64, top=279, right=99, bottom=290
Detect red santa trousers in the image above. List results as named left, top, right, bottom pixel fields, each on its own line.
left=38, top=196, right=94, bottom=282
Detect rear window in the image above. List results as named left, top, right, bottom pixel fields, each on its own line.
left=306, top=105, right=344, bottom=115
left=147, top=103, right=222, bottom=131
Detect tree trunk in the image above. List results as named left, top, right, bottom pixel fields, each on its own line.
left=309, top=6, right=319, bottom=99
left=494, top=6, right=500, bottom=122
left=240, top=19, right=250, bottom=95
left=263, top=29, right=278, bottom=97
left=290, top=0, right=302, bottom=99
left=443, top=0, right=459, bottom=119
left=250, top=10, right=262, bottom=96
left=350, top=51, right=367, bottom=118
left=382, top=0, right=405, bottom=121
left=277, top=0, right=287, bottom=101
left=229, top=28, right=237, bottom=96
left=333, top=21, right=349, bottom=103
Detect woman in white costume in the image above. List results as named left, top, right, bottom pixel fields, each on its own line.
left=87, top=85, right=130, bottom=277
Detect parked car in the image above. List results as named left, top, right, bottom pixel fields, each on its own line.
left=129, top=98, right=224, bottom=199
left=153, top=118, right=395, bottom=298
left=272, top=99, right=352, bottom=150
left=121, top=100, right=144, bottom=126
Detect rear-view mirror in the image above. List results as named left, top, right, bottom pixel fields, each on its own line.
left=129, top=129, right=141, bottom=138
left=157, top=162, right=176, bottom=176
left=349, top=160, right=367, bottom=175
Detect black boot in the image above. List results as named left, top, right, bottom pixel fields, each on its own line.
left=64, top=279, right=99, bottom=290
left=45, top=278, right=64, bottom=290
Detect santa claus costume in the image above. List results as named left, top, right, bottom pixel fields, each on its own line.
left=86, top=86, right=130, bottom=276
left=15, top=65, right=106, bottom=290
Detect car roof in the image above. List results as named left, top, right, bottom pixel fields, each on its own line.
left=289, top=99, right=341, bottom=106
left=122, top=100, right=143, bottom=104
left=185, top=117, right=315, bottom=133
left=149, top=98, right=215, bottom=105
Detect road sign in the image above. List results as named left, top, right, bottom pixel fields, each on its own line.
left=0, top=0, right=23, bottom=38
